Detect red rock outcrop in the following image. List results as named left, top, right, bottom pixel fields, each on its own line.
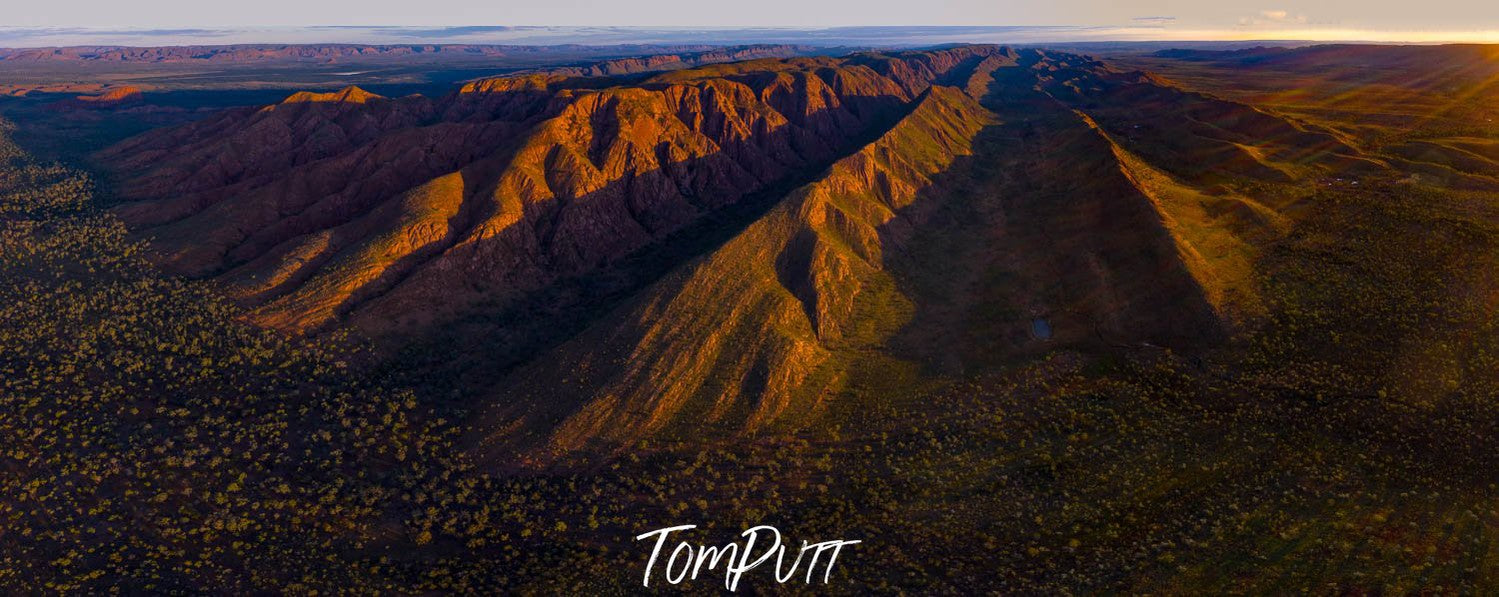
left=102, top=46, right=1379, bottom=467
left=43, top=85, right=145, bottom=111
left=78, top=86, right=144, bottom=104
left=471, top=47, right=1378, bottom=467
left=527, top=45, right=812, bottom=77
left=98, top=46, right=1013, bottom=340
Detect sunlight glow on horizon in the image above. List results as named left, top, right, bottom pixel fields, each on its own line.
left=2, top=25, right=1499, bottom=48
left=1072, top=27, right=1499, bottom=44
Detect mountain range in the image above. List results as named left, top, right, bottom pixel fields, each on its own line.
left=7, top=37, right=1499, bottom=592
left=96, top=43, right=1422, bottom=466
left=0, top=43, right=820, bottom=64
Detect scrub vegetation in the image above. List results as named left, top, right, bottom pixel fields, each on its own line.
left=4, top=42, right=1499, bottom=593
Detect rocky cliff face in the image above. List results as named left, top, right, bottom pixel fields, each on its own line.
left=99, top=45, right=1013, bottom=339
left=475, top=84, right=999, bottom=465
left=100, top=46, right=1379, bottom=468
left=470, top=48, right=1377, bottom=467
left=43, top=86, right=146, bottom=111
left=532, top=45, right=813, bottom=77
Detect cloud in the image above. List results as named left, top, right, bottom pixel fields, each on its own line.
left=1238, top=9, right=1309, bottom=27
left=1131, top=16, right=1177, bottom=25
left=388, top=26, right=519, bottom=39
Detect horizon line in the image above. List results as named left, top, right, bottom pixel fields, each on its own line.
left=2, top=25, right=1498, bottom=48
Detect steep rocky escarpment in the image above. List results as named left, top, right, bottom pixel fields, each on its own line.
left=533, top=45, right=814, bottom=77
left=17, top=42, right=1499, bottom=594
left=475, top=84, right=997, bottom=465
left=98, top=45, right=1013, bottom=340
left=100, top=45, right=1380, bottom=468
left=43, top=86, right=146, bottom=111
left=473, top=47, right=1381, bottom=466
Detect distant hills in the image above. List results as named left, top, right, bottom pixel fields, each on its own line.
left=0, top=43, right=819, bottom=64
left=0, top=25, right=1340, bottom=50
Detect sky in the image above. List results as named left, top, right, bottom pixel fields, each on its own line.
left=2, top=0, right=1497, bottom=46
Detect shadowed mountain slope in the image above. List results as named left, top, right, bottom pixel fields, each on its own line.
left=1121, top=44, right=1499, bottom=190
left=99, top=45, right=1382, bottom=467
left=98, top=46, right=1014, bottom=341
left=472, top=48, right=1377, bottom=467
left=19, top=44, right=1499, bottom=594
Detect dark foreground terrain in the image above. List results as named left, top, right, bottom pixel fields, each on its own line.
left=3, top=42, right=1499, bottom=592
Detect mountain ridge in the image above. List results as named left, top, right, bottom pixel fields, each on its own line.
left=96, top=44, right=1384, bottom=468
left=469, top=47, right=1380, bottom=466
left=98, top=45, right=1013, bottom=342
left=0, top=43, right=821, bottom=64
